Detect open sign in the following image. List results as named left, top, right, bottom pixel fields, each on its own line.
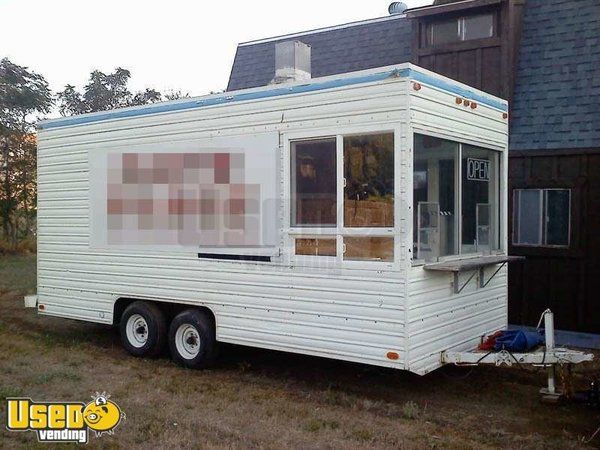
left=467, top=158, right=490, bottom=181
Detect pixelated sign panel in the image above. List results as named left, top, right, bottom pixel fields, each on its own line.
left=89, top=134, right=279, bottom=251
left=106, top=152, right=261, bottom=246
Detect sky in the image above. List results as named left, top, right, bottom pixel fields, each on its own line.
left=0, top=0, right=431, bottom=114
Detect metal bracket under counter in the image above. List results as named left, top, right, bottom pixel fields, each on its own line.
left=423, top=255, right=525, bottom=294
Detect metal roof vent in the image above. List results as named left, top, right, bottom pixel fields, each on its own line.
left=388, top=2, right=408, bottom=15
left=271, top=40, right=311, bottom=84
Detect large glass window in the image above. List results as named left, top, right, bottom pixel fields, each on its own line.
left=413, top=134, right=501, bottom=262
left=344, top=133, right=394, bottom=228
left=513, top=189, right=570, bottom=247
left=413, top=135, right=457, bottom=260
left=343, top=133, right=394, bottom=262
left=291, top=139, right=337, bottom=227
left=291, top=132, right=395, bottom=263
left=461, top=145, right=500, bottom=254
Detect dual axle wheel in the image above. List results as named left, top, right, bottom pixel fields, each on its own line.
left=119, top=301, right=217, bottom=369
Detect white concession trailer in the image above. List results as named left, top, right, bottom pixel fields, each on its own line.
left=35, top=63, right=535, bottom=374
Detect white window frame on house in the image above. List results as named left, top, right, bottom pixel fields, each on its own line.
left=282, top=125, right=400, bottom=269
left=426, top=12, right=496, bottom=46
left=512, top=188, right=572, bottom=248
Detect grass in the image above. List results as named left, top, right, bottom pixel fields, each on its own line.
left=402, top=400, right=419, bottom=420
left=0, top=254, right=598, bottom=449
left=0, top=253, right=36, bottom=294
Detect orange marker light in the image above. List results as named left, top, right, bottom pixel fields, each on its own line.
left=470, top=102, right=478, bottom=109
left=413, top=82, right=422, bottom=91
left=503, top=112, right=509, bottom=119
left=386, top=351, right=400, bottom=360
left=464, top=100, right=471, bottom=107
left=38, top=304, right=45, bottom=310
left=455, top=97, right=463, bottom=105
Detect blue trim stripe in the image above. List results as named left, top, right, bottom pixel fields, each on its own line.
left=39, top=68, right=507, bottom=130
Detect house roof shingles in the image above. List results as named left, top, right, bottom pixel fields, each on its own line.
left=226, top=16, right=412, bottom=92
left=228, top=1, right=600, bottom=151
left=510, top=0, right=600, bottom=150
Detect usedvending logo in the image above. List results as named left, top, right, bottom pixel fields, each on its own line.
left=6, top=392, right=124, bottom=444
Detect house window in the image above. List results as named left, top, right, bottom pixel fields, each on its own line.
left=291, top=138, right=337, bottom=227
left=413, top=134, right=500, bottom=261
left=290, top=132, right=395, bottom=263
left=513, top=189, right=571, bottom=247
left=428, top=18, right=460, bottom=46
left=427, top=13, right=495, bottom=46
left=463, top=13, right=495, bottom=40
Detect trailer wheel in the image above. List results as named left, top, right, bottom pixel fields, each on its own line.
left=169, top=309, right=217, bottom=369
left=120, top=301, right=167, bottom=357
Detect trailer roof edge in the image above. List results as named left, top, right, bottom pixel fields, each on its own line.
left=38, top=65, right=508, bottom=130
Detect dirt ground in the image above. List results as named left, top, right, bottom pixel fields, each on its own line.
left=0, top=255, right=598, bottom=449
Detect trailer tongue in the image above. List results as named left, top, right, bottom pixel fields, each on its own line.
left=442, top=310, right=594, bottom=401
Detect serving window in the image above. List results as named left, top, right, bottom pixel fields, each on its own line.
left=289, top=132, right=395, bottom=264
left=413, top=134, right=501, bottom=262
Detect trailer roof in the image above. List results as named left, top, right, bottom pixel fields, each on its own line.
left=38, top=64, right=507, bottom=131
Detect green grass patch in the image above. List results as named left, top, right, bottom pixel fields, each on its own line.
left=303, top=418, right=340, bottom=432
left=350, top=429, right=374, bottom=442
left=402, top=400, right=420, bottom=420
left=0, top=254, right=36, bottom=294
left=0, top=385, right=24, bottom=400
left=32, top=370, right=82, bottom=385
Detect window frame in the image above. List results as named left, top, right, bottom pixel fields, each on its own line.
left=290, top=137, right=338, bottom=228
left=425, top=11, right=497, bottom=47
left=411, top=131, right=505, bottom=265
left=283, top=126, right=399, bottom=268
left=512, top=188, right=571, bottom=248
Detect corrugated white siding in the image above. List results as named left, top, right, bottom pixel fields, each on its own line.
left=405, top=69, right=509, bottom=375
left=36, top=64, right=508, bottom=373
left=37, top=74, right=412, bottom=370
left=406, top=267, right=507, bottom=374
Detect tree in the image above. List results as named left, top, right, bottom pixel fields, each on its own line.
left=0, top=57, right=52, bottom=134
left=0, top=58, right=52, bottom=244
left=164, top=90, right=189, bottom=101
left=57, top=68, right=188, bottom=116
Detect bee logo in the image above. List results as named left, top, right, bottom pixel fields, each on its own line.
left=82, top=392, right=125, bottom=437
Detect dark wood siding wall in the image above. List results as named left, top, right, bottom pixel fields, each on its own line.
left=408, top=0, right=597, bottom=334
left=508, top=151, right=600, bottom=333
left=409, top=0, right=524, bottom=102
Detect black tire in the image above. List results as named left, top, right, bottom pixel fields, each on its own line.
left=168, top=309, right=217, bottom=369
left=119, top=301, right=167, bottom=358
